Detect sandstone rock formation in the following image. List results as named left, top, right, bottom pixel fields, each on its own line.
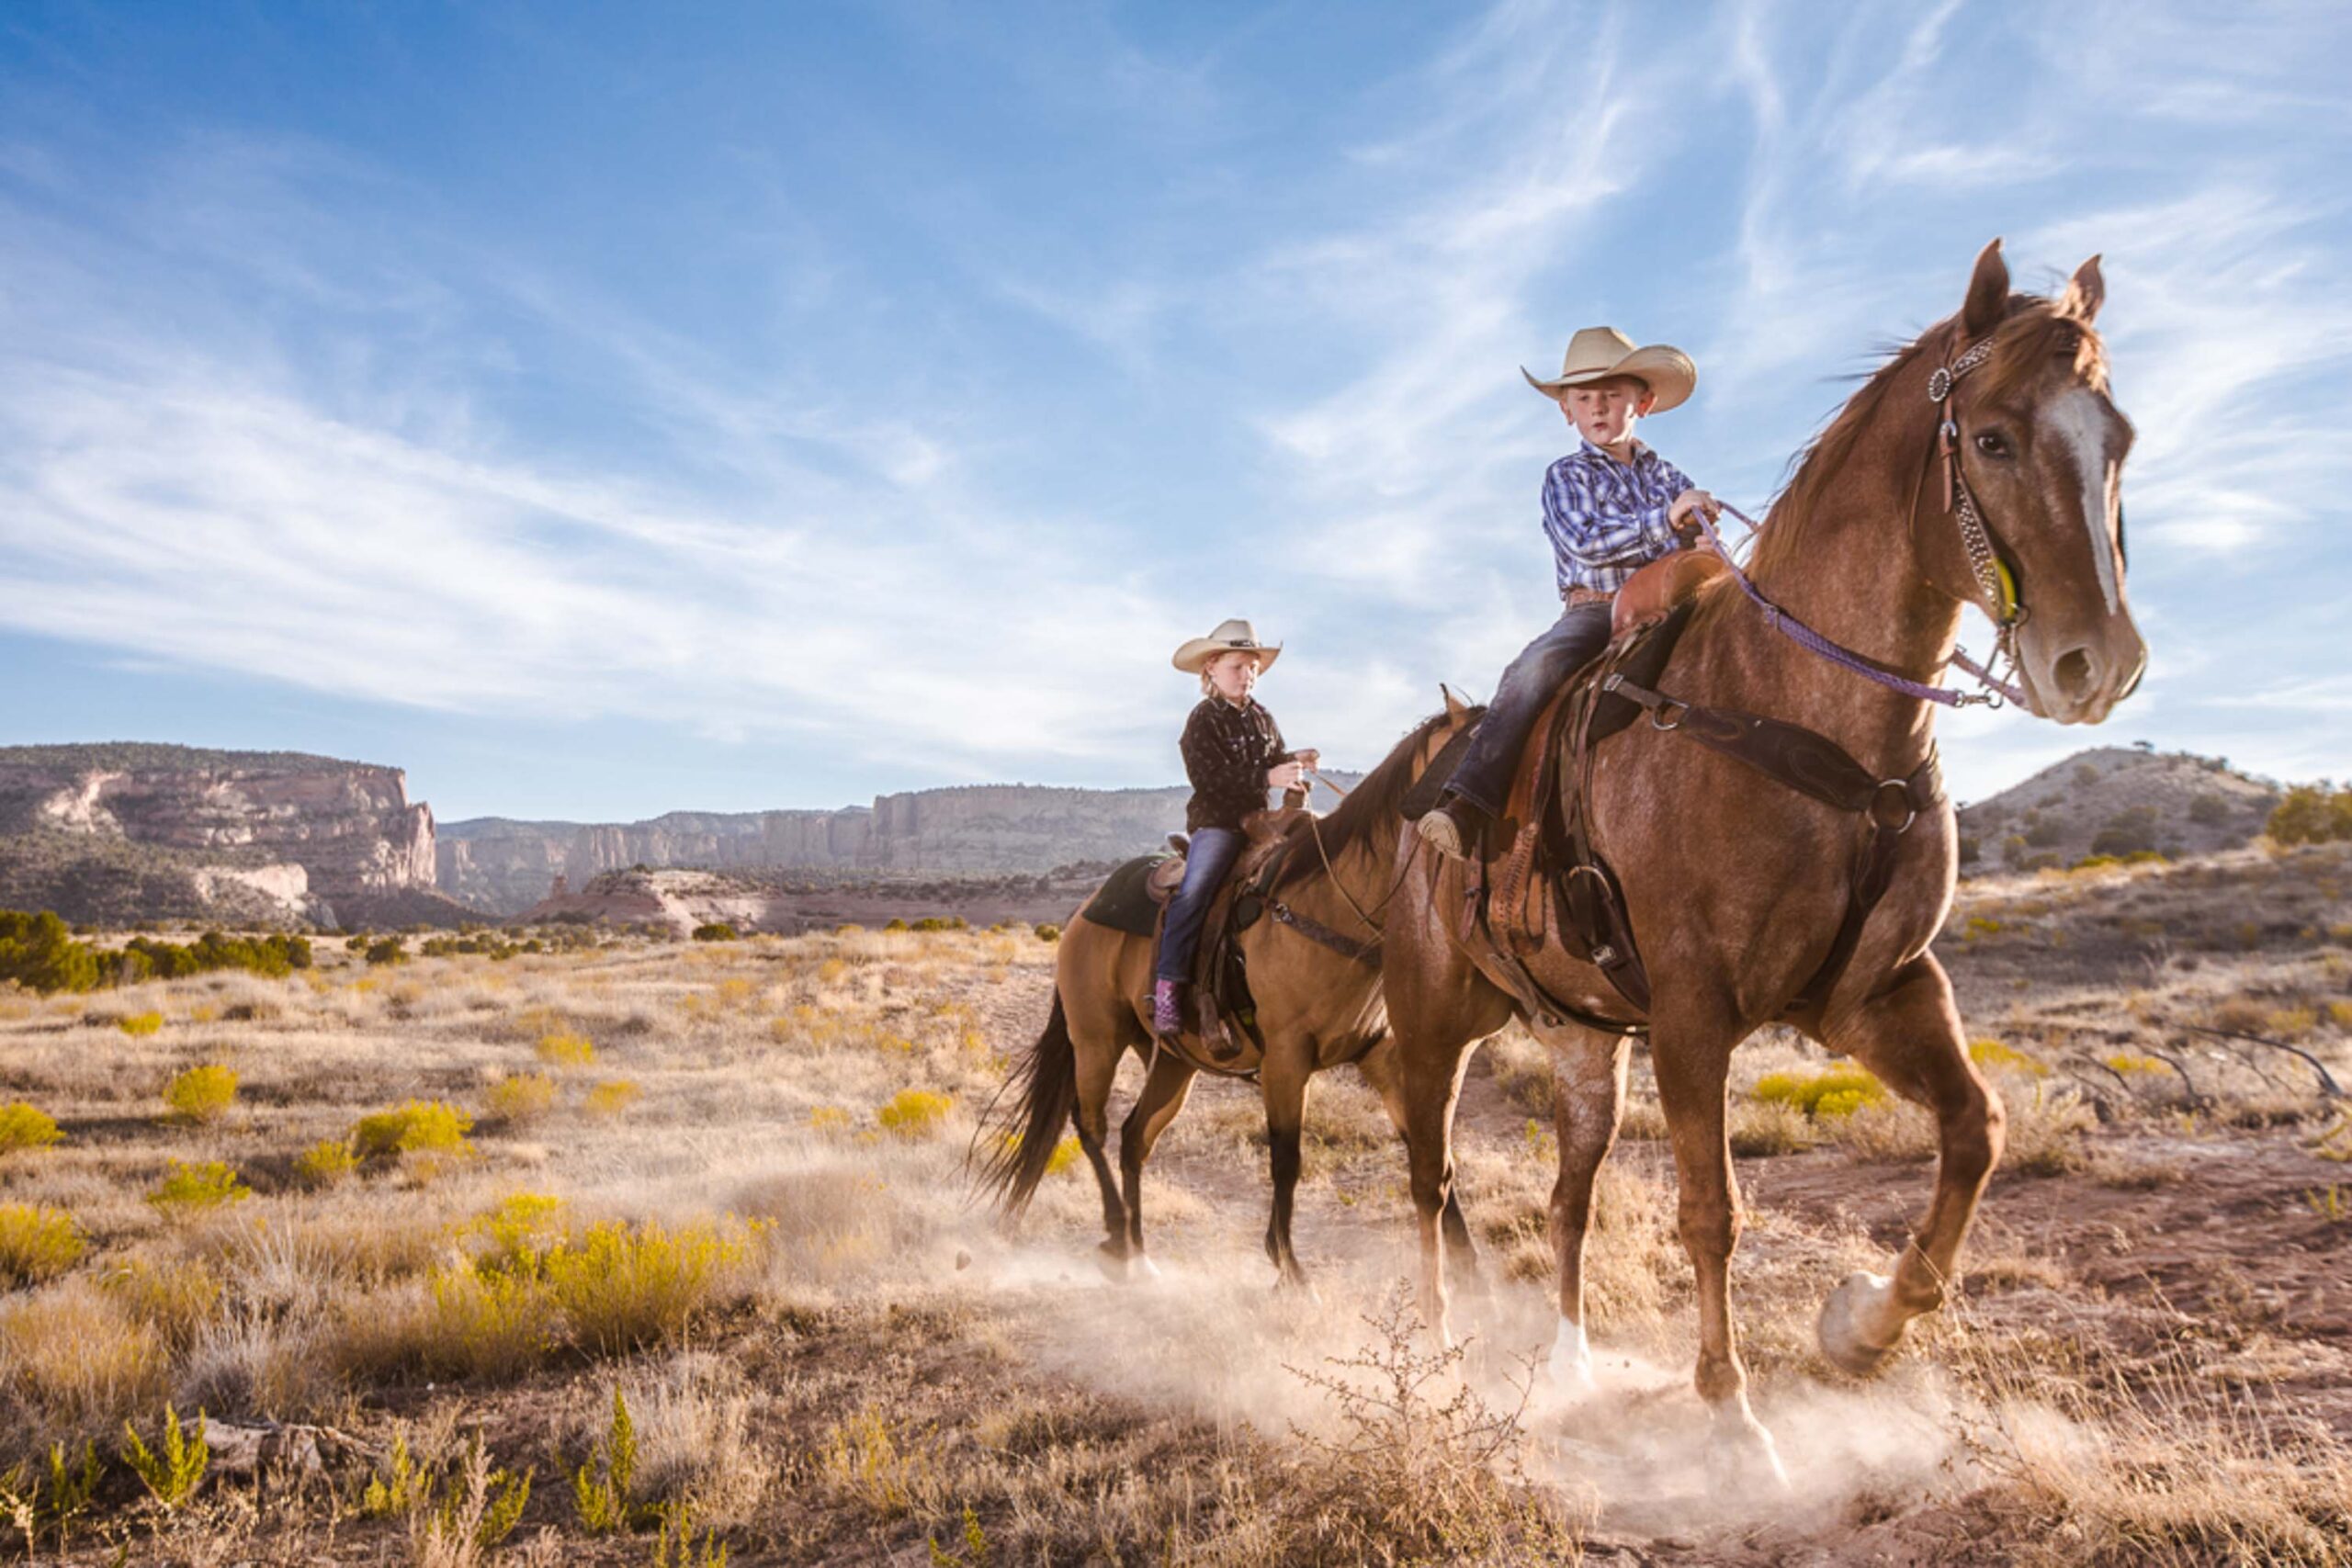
left=440, top=784, right=1214, bottom=914
left=0, top=743, right=444, bottom=926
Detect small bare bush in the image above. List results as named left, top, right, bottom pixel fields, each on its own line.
left=1279, top=1287, right=1587, bottom=1562
left=487, top=1073, right=558, bottom=1124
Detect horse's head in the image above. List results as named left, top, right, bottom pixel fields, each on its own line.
left=1932, top=240, right=2147, bottom=723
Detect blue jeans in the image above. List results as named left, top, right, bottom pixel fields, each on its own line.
left=1156, top=826, right=1243, bottom=983
left=1446, top=601, right=1615, bottom=815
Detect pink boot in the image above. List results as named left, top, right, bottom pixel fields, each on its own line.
left=1152, top=978, right=1183, bottom=1038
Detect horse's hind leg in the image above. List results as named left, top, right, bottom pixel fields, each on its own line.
left=1530, top=1021, right=1630, bottom=1393
left=1114, top=1048, right=1197, bottom=1280
left=1070, top=1030, right=1128, bottom=1264
left=1815, top=954, right=2005, bottom=1375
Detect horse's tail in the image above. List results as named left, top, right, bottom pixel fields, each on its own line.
left=972, top=990, right=1079, bottom=1217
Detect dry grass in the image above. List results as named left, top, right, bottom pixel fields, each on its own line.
left=0, top=902, right=2342, bottom=1562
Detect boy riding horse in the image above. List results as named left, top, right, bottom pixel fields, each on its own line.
left=1418, top=327, right=1722, bottom=859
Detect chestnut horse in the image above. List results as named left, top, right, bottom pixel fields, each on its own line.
left=979, top=723, right=1477, bottom=1285
left=1384, top=241, right=2145, bottom=1475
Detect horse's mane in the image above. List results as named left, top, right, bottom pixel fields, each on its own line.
left=1272, top=707, right=1457, bottom=891
left=1746, top=295, right=2108, bottom=581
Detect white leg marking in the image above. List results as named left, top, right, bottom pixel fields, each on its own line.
left=1547, top=1314, right=1595, bottom=1393
left=2046, top=387, right=2120, bottom=614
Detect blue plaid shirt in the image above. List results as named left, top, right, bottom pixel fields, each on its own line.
left=1540, top=440, right=1695, bottom=595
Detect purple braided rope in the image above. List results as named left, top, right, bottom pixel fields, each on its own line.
left=1693, top=502, right=1974, bottom=706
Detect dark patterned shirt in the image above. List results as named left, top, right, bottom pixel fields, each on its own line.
left=1180, top=696, right=1287, bottom=832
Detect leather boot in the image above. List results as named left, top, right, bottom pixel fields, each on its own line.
left=1151, top=978, right=1183, bottom=1040
left=1415, top=794, right=1487, bottom=861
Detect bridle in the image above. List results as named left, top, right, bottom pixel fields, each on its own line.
left=1923, top=328, right=2033, bottom=708
left=1692, top=321, right=2050, bottom=713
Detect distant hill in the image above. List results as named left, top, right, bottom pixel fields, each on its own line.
left=1958, top=746, right=2278, bottom=874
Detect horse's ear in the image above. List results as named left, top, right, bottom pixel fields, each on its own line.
left=1962, top=238, right=2008, bottom=339
left=2060, top=254, right=2105, bottom=324
left=1441, top=683, right=1469, bottom=723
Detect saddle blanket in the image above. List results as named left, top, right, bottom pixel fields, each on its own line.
left=1079, top=852, right=1175, bottom=939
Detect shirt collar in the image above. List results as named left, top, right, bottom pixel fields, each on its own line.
left=1577, top=437, right=1650, bottom=467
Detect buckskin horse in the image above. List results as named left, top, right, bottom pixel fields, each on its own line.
left=978, top=736, right=1475, bottom=1286
left=1381, top=239, right=2145, bottom=1479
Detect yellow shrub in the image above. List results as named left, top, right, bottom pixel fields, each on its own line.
left=537, top=1032, right=597, bottom=1068
left=162, top=1064, right=239, bottom=1124
left=584, top=1079, right=642, bottom=1120
left=146, top=1159, right=251, bottom=1213
left=2267, top=1007, right=2318, bottom=1040
left=353, top=1100, right=475, bottom=1159
left=541, top=1217, right=763, bottom=1355
left=0, top=1202, right=85, bottom=1284
left=465, top=1193, right=566, bottom=1275
left=424, top=1266, right=556, bottom=1380
left=0, top=1100, right=65, bottom=1154
left=808, top=1105, right=854, bottom=1135
left=1045, top=1135, right=1081, bottom=1176
left=876, top=1089, right=953, bottom=1138
left=2105, top=1054, right=2166, bottom=1077
left=295, top=1138, right=359, bottom=1188
left=488, top=1072, right=558, bottom=1123
left=1968, top=1039, right=2049, bottom=1077
left=119, top=1011, right=164, bottom=1037
left=2329, top=1000, right=2352, bottom=1031
left=1751, top=1065, right=1886, bottom=1118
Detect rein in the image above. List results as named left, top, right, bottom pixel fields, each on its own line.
left=1690, top=329, right=2033, bottom=712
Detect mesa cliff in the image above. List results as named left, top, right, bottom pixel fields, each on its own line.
left=439, top=784, right=1204, bottom=915
left=0, top=743, right=447, bottom=927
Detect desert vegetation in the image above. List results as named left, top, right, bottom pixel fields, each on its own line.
left=0, top=842, right=2345, bottom=1562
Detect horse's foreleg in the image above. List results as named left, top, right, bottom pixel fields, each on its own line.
left=1652, top=1007, right=1786, bottom=1485
left=1114, top=1048, right=1197, bottom=1279
left=1362, top=1037, right=1482, bottom=1290
left=1817, top=955, right=2004, bottom=1375
left=1532, top=1023, right=1630, bottom=1393
left=1259, top=1044, right=1313, bottom=1288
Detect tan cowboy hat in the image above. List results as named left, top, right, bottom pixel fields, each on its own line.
left=1522, top=325, right=1697, bottom=412
left=1172, top=617, right=1282, bottom=675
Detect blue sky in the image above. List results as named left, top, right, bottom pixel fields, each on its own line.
left=2, top=1, right=2346, bottom=822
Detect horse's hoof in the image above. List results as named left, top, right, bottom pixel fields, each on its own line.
left=1708, top=1409, right=1792, bottom=1494
left=1094, top=1239, right=1132, bottom=1283
left=1817, top=1269, right=1903, bottom=1377
left=1132, top=1253, right=1162, bottom=1282
left=1544, top=1316, right=1598, bottom=1399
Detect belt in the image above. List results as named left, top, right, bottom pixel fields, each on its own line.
left=1565, top=586, right=1615, bottom=608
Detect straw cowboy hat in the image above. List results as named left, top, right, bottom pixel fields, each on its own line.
left=1521, top=325, right=1697, bottom=413
left=1172, top=618, right=1282, bottom=674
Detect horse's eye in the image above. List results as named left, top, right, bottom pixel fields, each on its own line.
left=1973, top=431, right=2011, bottom=458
